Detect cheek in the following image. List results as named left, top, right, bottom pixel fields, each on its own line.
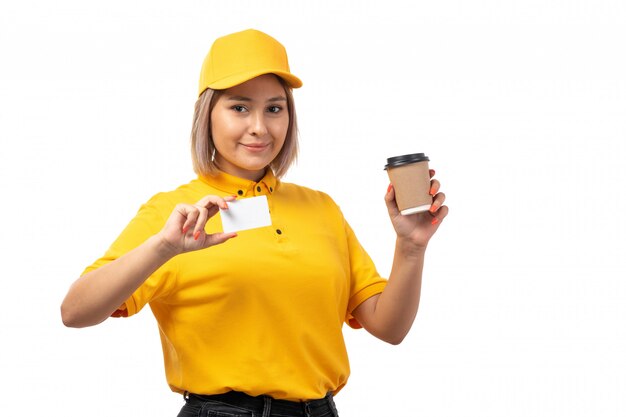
left=211, top=112, right=240, bottom=143
left=271, top=118, right=290, bottom=142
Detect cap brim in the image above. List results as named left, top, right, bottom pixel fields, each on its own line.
left=207, top=69, right=303, bottom=91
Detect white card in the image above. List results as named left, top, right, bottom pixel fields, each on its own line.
left=220, top=195, right=272, bottom=233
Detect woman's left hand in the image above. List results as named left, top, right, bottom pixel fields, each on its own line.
left=384, top=169, right=449, bottom=249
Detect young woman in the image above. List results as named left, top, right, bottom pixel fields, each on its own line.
left=61, top=29, right=448, bottom=417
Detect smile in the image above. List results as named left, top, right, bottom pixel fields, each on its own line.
left=241, top=143, right=271, bottom=152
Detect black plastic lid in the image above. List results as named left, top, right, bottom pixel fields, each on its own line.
left=384, top=153, right=429, bottom=170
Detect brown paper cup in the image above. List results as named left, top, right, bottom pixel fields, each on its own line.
left=385, top=154, right=432, bottom=215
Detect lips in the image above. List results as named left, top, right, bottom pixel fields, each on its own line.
left=241, top=143, right=271, bottom=152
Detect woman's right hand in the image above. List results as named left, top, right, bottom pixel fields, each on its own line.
left=157, top=195, right=238, bottom=256
left=61, top=194, right=238, bottom=328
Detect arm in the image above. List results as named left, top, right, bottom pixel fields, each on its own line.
left=60, top=195, right=238, bottom=328
left=352, top=170, right=448, bottom=344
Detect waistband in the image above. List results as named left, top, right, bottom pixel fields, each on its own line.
left=185, top=390, right=337, bottom=417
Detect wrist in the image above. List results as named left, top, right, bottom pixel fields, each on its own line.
left=396, top=237, right=427, bottom=259
left=149, top=233, right=181, bottom=260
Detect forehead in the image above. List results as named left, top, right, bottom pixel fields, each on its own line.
left=222, top=74, right=286, bottom=99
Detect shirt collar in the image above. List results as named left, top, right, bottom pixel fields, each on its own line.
left=198, top=169, right=279, bottom=197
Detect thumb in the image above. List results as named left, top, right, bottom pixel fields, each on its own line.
left=202, top=232, right=238, bottom=248
left=385, top=184, right=400, bottom=217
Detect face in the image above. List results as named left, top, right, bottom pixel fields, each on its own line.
left=211, top=74, right=289, bottom=181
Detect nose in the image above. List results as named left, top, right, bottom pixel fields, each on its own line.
left=248, top=110, right=268, bottom=137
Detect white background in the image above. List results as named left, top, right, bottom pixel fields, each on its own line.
left=1, top=1, right=625, bottom=415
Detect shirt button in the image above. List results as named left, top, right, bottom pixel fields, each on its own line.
left=256, top=186, right=261, bottom=192
left=276, top=229, right=282, bottom=235
left=237, top=190, right=244, bottom=196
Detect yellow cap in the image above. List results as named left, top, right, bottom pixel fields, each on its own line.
left=198, top=29, right=303, bottom=96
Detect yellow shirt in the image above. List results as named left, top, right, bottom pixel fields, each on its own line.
left=82, top=170, right=387, bottom=401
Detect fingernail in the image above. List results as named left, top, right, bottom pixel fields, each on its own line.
left=431, top=217, right=439, bottom=225
left=194, top=231, right=201, bottom=240
left=429, top=204, right=438, bottom=213
left=182, top=226, right=189, bottom=234
left=387, top=184, right=393, bottom=193
left=429, top=187, right=436, bottom=195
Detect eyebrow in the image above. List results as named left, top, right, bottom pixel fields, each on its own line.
left=226, top=95, right=287, bottom=103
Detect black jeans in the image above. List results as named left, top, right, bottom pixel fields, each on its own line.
left=177, top=390, right=339, bottom=417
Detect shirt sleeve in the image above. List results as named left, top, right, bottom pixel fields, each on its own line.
left=343, top=219, right=388, bottom=329
left=80, top=193, right=178, bottom=317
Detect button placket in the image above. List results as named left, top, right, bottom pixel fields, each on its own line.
left=265, top=195, right=284, bottom=240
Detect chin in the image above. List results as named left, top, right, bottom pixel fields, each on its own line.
left=240, top=156, right=274, bottom=170
left=239, top=159, right=268, bottom=170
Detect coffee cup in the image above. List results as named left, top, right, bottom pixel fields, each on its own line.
left=384, top=153, right=432, bottom=215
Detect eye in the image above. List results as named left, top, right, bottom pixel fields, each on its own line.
left=231, top=105, right=247, bottom=113
left=267, top=105, right=282, bottom=114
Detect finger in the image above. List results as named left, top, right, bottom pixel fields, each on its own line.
left=204, top=232, right=238, bottom=247
left=179, top=205, right=199, bottom=235
left=429, top=169, right=436, bottom=178
left=385, top=183, right=401, bottom=217
left=192, top=205, right=209, bottom=240
left=196, top=195, right=231, bottom=211
left=429, top=179, right=441, bottom=196
left=429, top=192, right=446, bottom=214
left=430, top=205, right=449, bottom=225
left=204, top=197, right=231, bottom=220
left=206, top=204, right=220, bottom=219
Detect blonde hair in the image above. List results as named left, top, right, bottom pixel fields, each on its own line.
left=191, top=77, right=299, bottom=179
